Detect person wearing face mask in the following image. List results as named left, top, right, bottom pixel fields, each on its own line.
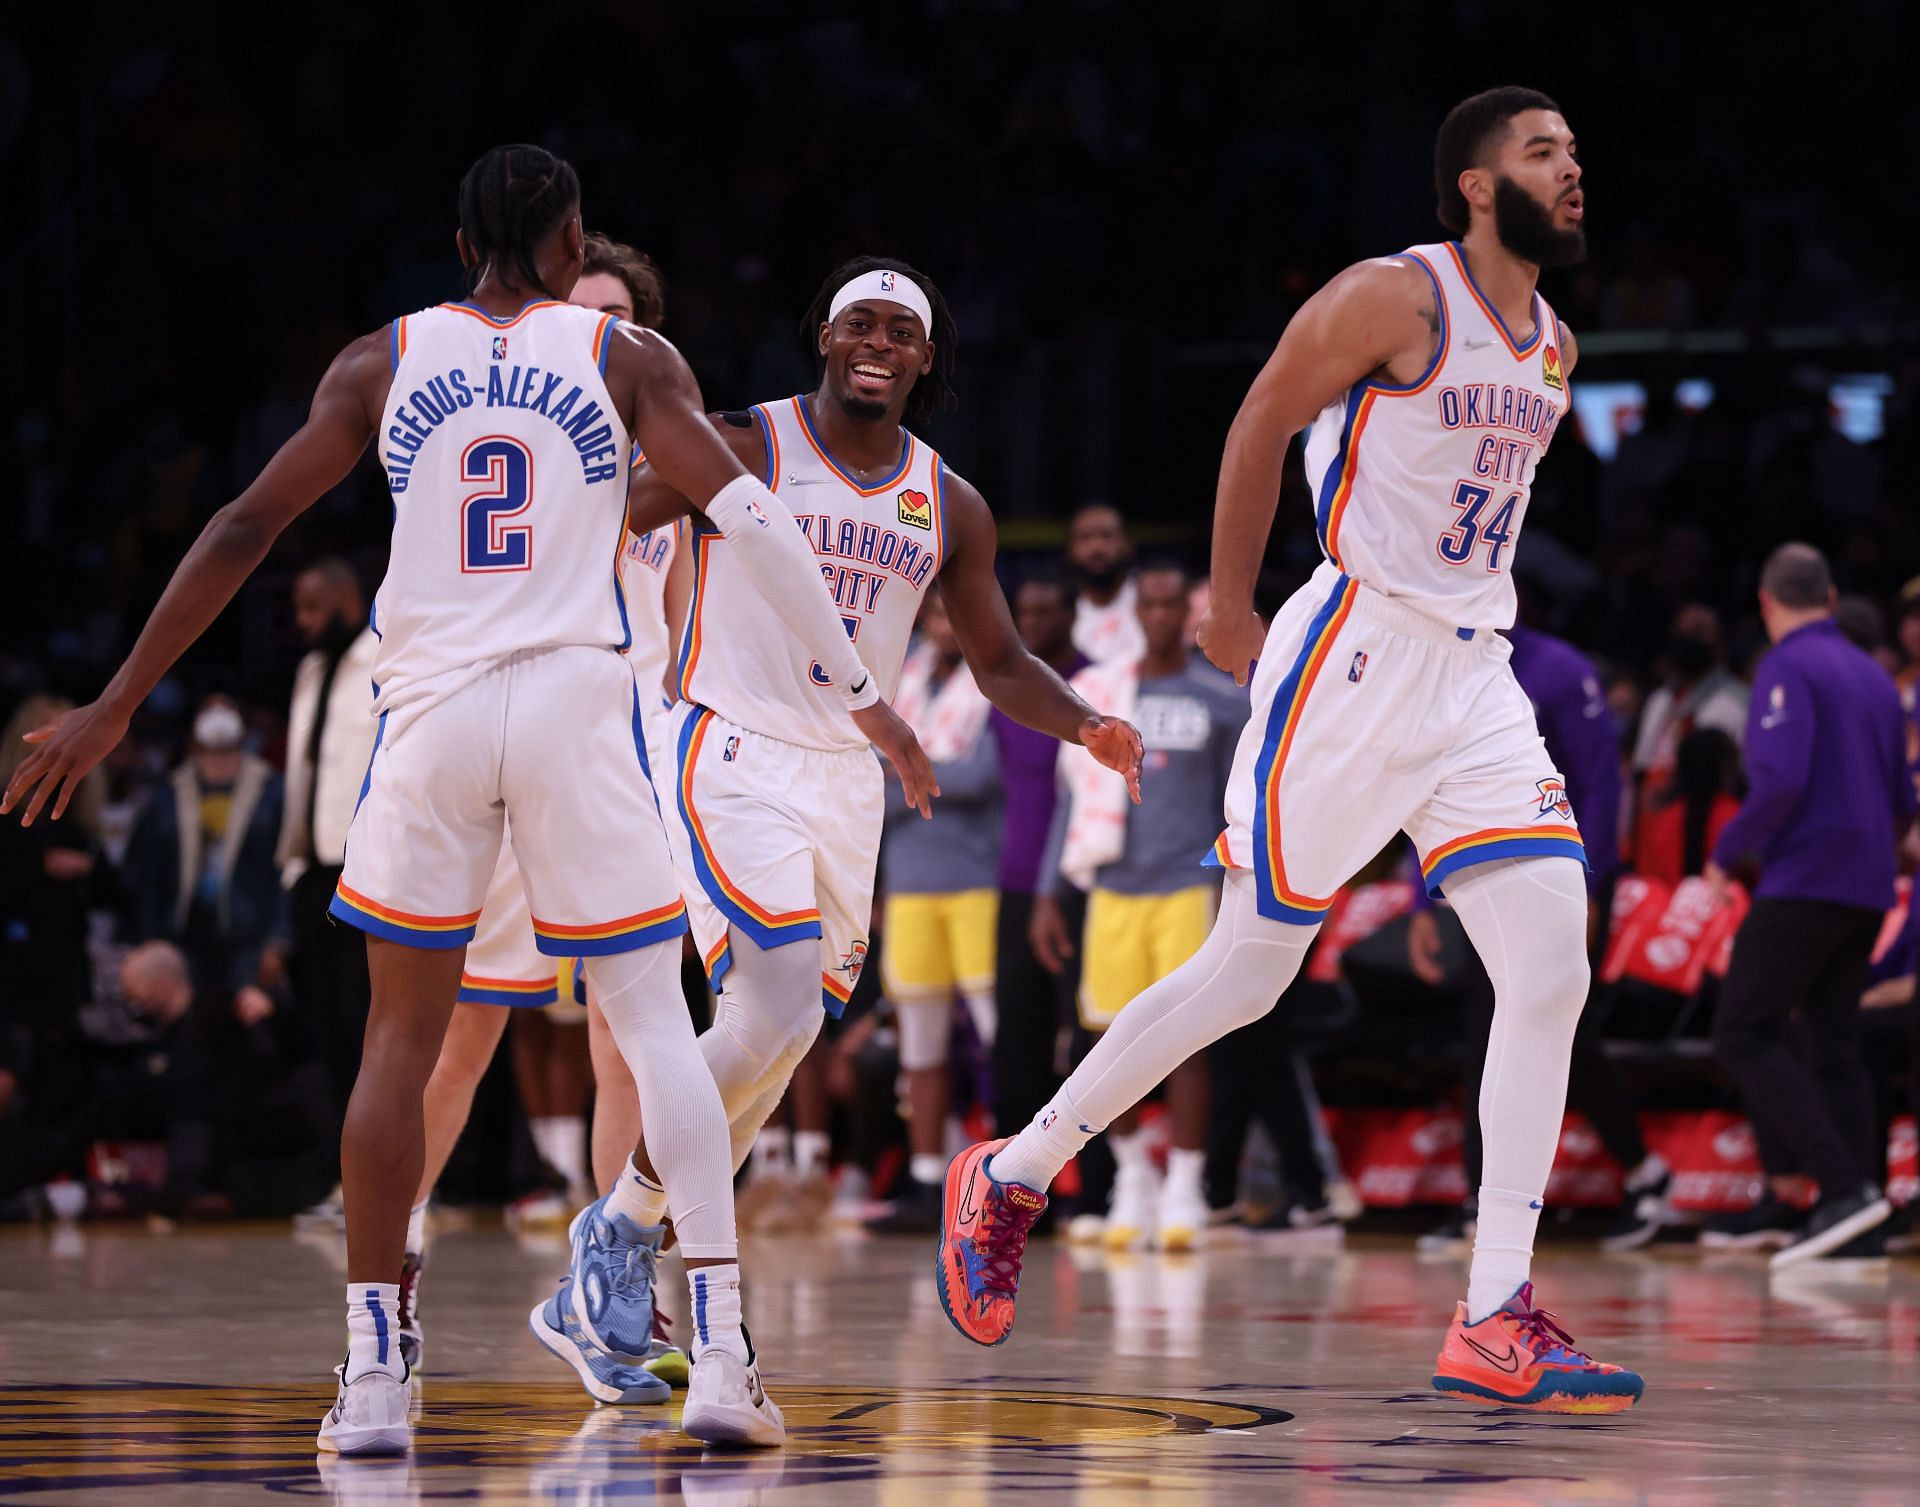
left=276, top=557, right=381, bottom=1205
left=1067, top=503, right=1147, bottom=666
left=123, top=694, right=286, bottom=1005
left=1630, top=603, right=1748, bottom=823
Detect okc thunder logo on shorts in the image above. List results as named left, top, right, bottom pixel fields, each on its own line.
left=839, top=940, right=868, bottom=980
left=1534, top=777, right=1573, bottom=821
left=491, top=335, right=508, bottom=360
left=722, top=735, right=741, bottom=763
left=1348, top=651, right=1368, bottom=683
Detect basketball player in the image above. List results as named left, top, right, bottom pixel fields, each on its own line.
left=395, top=234, right=690, bottom=1396
left=937, top=88, right=1645, bottom=1414
left=2, top=146, right=935, bottom=1453
left=560, top=257, right=1144, bottom=1349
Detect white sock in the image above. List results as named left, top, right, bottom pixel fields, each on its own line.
left=909, top=1152, right=945, bottom=1186
left=752, top=1127, right=792, bottom=1178
left=604, top=1155, right=669, bottom=1228
left=405, top=1201, right=428, bottom=1256
left=1166, top=1147, right=1206, bottom=1195
left=343, top=1283, right=406, bottom=1382
left=988, top=1085, right=1102, bottom=1190
left=793, top=1130, right=831, bottom=1178
left=688, top=1263, right=749, bottom=1363
left=1468, top=1184, right=1541, bottom=1321
left=531, top=1115, right=587, bottom=1190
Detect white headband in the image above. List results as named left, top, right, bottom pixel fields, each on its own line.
left=828, top=268, right=933, bottom=335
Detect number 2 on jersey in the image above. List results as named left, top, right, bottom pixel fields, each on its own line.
left=809, top=615, right=862, bottom=687
left=460, top=436, right=534, bottom=573
left=1437, top=480, right=1518, bottom=573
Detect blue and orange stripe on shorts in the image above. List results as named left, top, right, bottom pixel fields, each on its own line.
left=458, top=973, right=560, bottom=1008
left=1420, top=825, right=1587, bottom=898
left=1247, top=574, right=1360, bottom=924
left=328, top=883, right=482, bottom=950
left=531, top=899, right=687, bottom=959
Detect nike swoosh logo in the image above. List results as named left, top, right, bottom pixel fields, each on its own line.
left=1529, top=1199, right=1543, bottom=1210
left=1462, top=337, right=1496, bottom=351
left=959, top=1179, right=980, bottom=1226
left=1761, top=713, right=1787, bottom=730
left=849, top=675, right=869, bottom=695
left=1463, top=1334, right=1521, bottom=1373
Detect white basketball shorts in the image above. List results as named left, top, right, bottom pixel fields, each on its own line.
left=1208, top=563, right=1586, bottom=923
left=331, top=644, right=686, bottom=956
left=658, top=700, right=883, bottom=1015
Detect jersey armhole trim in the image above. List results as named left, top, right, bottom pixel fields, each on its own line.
left=931, top=457, right=949, bottom=573
left=389, top=317, right=407, bottom=373
left=752, top=405, right=778, bottom=488
left=1365, top=251, right=1448, bottom=397
left=593, top=313, right=619, bottom=376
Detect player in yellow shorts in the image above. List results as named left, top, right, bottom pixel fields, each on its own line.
left=1036, top=565, right=1246, bottom=1250
left=872, top=595, right=1003, bottom=1230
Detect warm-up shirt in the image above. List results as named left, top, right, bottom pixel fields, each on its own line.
left=1041, top=656, right=1245, bottom=898
left=882, top=720, right=1003, bottom=896
left=1712, top=619, right=1914, bottom=911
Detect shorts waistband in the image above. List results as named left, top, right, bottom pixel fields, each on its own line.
left=1339, top=576, right=1486, bottom=646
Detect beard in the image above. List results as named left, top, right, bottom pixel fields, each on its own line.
left=835, top=381, right=891, bottom=422
left=1492, top=175, right=1587, bottom=268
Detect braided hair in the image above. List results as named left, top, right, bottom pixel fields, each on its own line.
left=801, top=255, right=957, bottom=423
left=457, top=145, right=582, bottom=299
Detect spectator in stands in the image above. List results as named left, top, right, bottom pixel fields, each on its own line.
left=1894, top=575, right=1920, bottom=736
left=871, top=592, right=1002, bottom=1231
left=1040, top=564, right=1242, bottom=1250
left=1635, top=729, right=1743, bottom=885
left=1706, top=543, right=1915, bottom=1265
left=990, top=576, right=1087, bottom=1175
left=122, top=695, right=284, bottom=1000
left=1067, top=504, right=1145, bottom=665
left=275, top=558, right=379, bottom=1201
left=1632, top=604, right=1749, bottom=814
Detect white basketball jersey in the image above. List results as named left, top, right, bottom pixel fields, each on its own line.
left=677, top=395, right=949, bottom=752
left=620, top=509, right=682, bottom=708
left=370, top=299, right=632, bottom=718
left=1302, top=241, right=1570, bottom=630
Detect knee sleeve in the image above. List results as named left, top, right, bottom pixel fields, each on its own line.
left=896, top=995, right=952, bottom=1071
left=701, top=938, right=823, bottom=1113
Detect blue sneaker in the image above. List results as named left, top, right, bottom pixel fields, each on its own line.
left=530, top=1274, right=671, bottom=1404
left=567, top=1195, right=667, bottom=1362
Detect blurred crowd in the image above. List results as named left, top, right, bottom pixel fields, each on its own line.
left=2, top=508, right=1915, bottom=1267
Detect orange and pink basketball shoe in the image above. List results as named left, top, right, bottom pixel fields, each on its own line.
left=1433, top=1282, right=1644, bottom=1413
left=935, top=1139, right=1048, bottom=1347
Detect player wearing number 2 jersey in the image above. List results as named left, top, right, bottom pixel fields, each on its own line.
left=939, top=87, right=1645, bottom=1416
left=594, top=256, right=1144, bottom=1251
left=3, top=145, right=935, bottom=1455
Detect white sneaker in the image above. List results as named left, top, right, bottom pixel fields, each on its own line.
left=1065, top=1212, right=1107, bottom=1244
left=682, top=1348, right=785, bottom=1447
left=1155, top=1176, right=1211, bottom=1252
left=1104, top=1161, right=1162, bottom=1251
left=317, top=1364, right=411, bottom=1455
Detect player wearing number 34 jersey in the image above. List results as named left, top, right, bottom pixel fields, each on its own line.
left=939, top=88, right=1644, bottom=1417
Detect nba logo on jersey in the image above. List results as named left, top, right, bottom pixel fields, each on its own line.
left=491, top=335, right=508, bottom=360
left=1535, top=777, right=1573, bottom=821
left=1542, top=344, right=1564, bottom=391
left=1348, top=651, right=1368, bottom=684
left=898, top=488, right=932, bottom=529
left=722, top=735, right=741, bottom=763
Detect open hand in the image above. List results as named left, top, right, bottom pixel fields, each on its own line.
left=2, top=700, right=131, bottom=827
left=1081, top=715, right=1144, bottom=803
left=1197, top=603, right=1266, bottom=687
left=852, top=699, right=940, bottom=818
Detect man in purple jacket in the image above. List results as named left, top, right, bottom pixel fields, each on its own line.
left=1707, top=543, right=1917, bottom=1268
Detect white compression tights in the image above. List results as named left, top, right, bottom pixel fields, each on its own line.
left=700, top=939, right=825, bottom=1174
left=585, top=943, right=738, bottom=1259
left=1446, top=856, right=1591, bottom=1319
left=991, top=857, right=1590, bottom=1322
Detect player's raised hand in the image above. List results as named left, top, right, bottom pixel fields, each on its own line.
left=852, top=699, right=940, bottom=819
left=1, top=700, right=131, bottom=827
left=1197, top=603, right=1266, bottom=687
left=1081, top=714, right=1144, bottom=803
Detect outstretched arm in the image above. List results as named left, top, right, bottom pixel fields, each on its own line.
left=4, top=331, right=389, bottom=824
left=1201, top=257, right=1441, bottom=684
left=939, top=471, right=1143, bottom=801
